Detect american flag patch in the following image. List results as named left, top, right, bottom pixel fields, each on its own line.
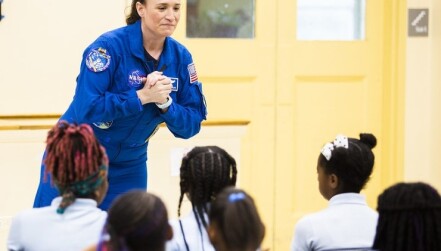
left=187, top=63, right=198, bottom=83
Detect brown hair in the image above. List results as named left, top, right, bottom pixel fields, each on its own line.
left=126, top=0, right=146, bottom=25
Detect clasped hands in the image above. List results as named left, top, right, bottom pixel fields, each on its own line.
left=136, top=71, right=172, bottom=105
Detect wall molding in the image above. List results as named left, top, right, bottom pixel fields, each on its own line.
left=0, top=114, right=249, bottom=130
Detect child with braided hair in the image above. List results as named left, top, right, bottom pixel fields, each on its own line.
left=290, top=133, right=379, bottom=251
left=372, top=182, right=441, bottom=251
left=166, top=146, right=237, bottom=251
left=207, top=187, right=265, bottom=251
left=7, top=121, right=109, bottom=251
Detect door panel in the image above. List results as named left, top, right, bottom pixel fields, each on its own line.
left=175, top=1, right=278, bottom=249
left=275, top=0, right=402, bottom=250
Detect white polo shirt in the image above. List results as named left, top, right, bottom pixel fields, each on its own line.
left=7, top=197, right=107, bottom=251
left=290, top=193, right=378, bottom=251
left=166, top=211, right=215, bottom=251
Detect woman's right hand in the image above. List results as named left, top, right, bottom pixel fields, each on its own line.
left=137, top=71, right=172, bottom=105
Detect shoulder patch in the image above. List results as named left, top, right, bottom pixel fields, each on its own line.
left=187, top=63, right=198, bottom=83
left=86, top=47, right=111, bottom=72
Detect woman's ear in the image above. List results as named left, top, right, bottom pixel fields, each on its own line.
left=136, top=1, right=145, bottom=17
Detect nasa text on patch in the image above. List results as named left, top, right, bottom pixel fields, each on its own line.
left=128, top=70, right=146, bottom=89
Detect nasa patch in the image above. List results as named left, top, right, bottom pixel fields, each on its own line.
left=128, top=70, right=146, bottom=88
left=86, top=47, right=111, bottom=72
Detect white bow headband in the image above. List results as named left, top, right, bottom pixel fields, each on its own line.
left=320, top=134, right=349, bottom=161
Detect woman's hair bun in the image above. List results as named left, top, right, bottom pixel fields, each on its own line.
left=359, top=133, right=377, bottom=149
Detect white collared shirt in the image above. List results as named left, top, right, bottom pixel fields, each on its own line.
left=290, top=193, right=378, bottom=251
left=7, top=197, right=107, bottom=251
left=166, top=210, right=215, bottom=251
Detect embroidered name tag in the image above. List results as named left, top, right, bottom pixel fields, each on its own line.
left=170, top=77, right=179, bottom=91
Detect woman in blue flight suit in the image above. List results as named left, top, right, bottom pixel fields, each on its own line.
left=33, top=0, right=207, bottom=210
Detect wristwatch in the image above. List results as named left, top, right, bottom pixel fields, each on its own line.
left=156, top=96, right=172, bottom=109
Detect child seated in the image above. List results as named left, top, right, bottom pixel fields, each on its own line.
left=372, top=182, right=441, bottom=251
left=290, top=133, right=379, bottom=251
left=166, top=146, right=237, bottom=251
left=208, top=187, right=265, bottom=251
left=8, top=121, right=109, bottom=251
left=86, top=190, right=172, bottom=251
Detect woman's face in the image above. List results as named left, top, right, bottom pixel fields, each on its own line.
left=137, top=0, right=181, bottom=38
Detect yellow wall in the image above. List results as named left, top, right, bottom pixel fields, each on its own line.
left=0, top=0, right=127, bottom=114
left=430, top=0, right=441, bottom=191
left=405, top=0, right=441, bottom=192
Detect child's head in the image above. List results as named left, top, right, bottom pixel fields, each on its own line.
left=104, top=190, right=172, bottom=251
left=178, top=146, right=237, bottom=225
left=208, top=187, right=265, bottom=251
left=44, top=120, right=108, bottom=214
left=373, top=182, right=441, bottom=251
left=317, top=133, right=376, bottom=199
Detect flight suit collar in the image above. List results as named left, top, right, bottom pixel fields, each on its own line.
left=127, top=20, right=145, bottom=61
left=127, top=20, right=171, bottom=70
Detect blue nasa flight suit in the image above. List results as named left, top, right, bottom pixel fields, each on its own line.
left=33, top=20, right=207, bottom=210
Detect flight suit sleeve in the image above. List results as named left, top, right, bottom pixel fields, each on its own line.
left=72, top=39, right=142, bottom=123
left=161, top=51, right=207, bottom=139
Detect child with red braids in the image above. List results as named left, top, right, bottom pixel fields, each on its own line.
left=7, top=121, right=109, bottom=251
